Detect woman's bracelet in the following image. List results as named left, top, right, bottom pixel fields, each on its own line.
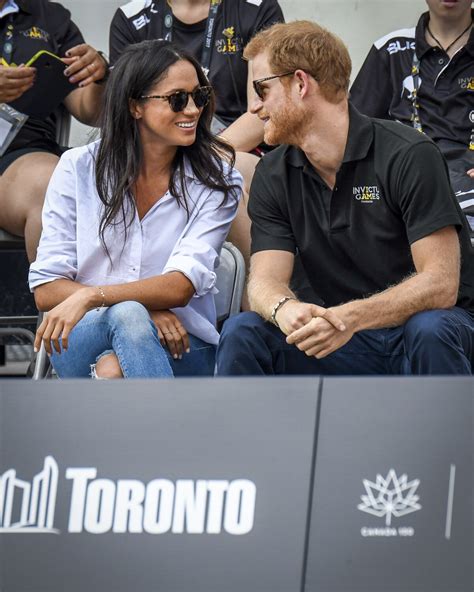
left=96, top=286, right=106, bottom=311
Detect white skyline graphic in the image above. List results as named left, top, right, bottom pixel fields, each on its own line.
left=357, top=469, right=422, bottom=526
left=0, top=456, right=59, bottom=534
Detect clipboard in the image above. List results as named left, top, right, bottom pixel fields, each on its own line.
left=8, top=50, right=78, bottom=118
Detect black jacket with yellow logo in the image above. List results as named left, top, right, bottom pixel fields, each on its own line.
left=109, top=0, right=284, bottom=127
left=350, top=11, right=474, bottom=152
left=0, top=0, right=84, bottom=152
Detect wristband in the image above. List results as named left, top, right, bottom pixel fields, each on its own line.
left=95, top=51, right=110, bottom=85
left=270, top=296, right=295, bottom=328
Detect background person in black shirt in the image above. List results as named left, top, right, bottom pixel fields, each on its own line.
left=350, top=0, right=474, bottom=233
left=216, top=20, right=474, bottom=377
left=109, top=0, right=284, bottom=278
left=0, top=0, right=108, bottom=262
left=109, top=0, right=284, bottom=152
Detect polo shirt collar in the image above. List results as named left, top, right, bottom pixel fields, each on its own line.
left=286, top=103, right=374, bottom=169
left=416, top=9, right=474, bottom=58
left=0, top=0, right=18, bottom=19
left=342, top=103, right=373, bottom=163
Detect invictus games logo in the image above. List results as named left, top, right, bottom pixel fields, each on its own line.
left=216, top=26, right=243, bottom=54
left=459, top=77, right=474, bottom=91
left=357, top=469, right=421, bottom=537
left=353, top=185, right=380, bottom=203
left=0, top=457, right=256, bottom=536
left=20, top=26, right=50, bottom=42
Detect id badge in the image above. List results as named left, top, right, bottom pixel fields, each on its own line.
left=0, top=103, right=28, bottom=157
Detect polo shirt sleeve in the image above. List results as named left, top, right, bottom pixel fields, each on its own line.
left=163, top=166, right=243, bottom=297
left=53, top=6, right=85, bottom=56
left=109, top=7, right=138, bottom=64
left=392, top=139, right=464, bottom=245
left=350, top=44, right=393, bottom=120
left=249, top=158, right=296, bottom=255
left=29, top=152, right=78, bottom=291
left=248, top=0, right=285, bottom=38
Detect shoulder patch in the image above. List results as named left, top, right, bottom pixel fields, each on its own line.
left=119, top=0, right=153, bottom=19
left=246, top=0, right=263, bottom=6
left=374, top=27, right=415, bottom=50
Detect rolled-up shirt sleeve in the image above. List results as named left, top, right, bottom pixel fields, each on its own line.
left=29, top=152, right=78, bottom=291
left=163, top=166, right=243, bottom=297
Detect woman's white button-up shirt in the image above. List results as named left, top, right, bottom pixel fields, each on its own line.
left=29, top=141, right=242, bottom=345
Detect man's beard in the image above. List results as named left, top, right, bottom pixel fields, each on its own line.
left=263, top=99, right=305, bottom=146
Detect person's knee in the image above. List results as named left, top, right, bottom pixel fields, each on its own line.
left=404, top=309, right=457, bottom=347
left=106, top=301, right=151, bottom=330
left=94, top=353, right=123, bottom=379
left=0, top=153, right=59, bottom=233
left=220, top=311, right=266, bottom=348
left=234, top=152, right=259, bottom=194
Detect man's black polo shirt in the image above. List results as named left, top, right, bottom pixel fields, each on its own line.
left=350, top=10, right=474, bottom=153
left=249, top=105, right=474, bottom=311
left=0, top=0, right=84, bottom=152
left=109, top=0, right=284, bottom=127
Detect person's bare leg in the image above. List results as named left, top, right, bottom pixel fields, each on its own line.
left=0, top=152, right=59, bottom=261
left=94, top=352, right=124, bottom=379
left=228, top=152, right=259, bottom=310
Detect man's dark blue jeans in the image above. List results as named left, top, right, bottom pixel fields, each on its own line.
left=216, top=308, right=474, bottom=376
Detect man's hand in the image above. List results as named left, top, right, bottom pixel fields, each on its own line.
left=275, top=299, right=346, bottom=336
left=286, top=312, right=354, bottom=359
left=0, top=64, right=35, bottom=102
left=149, top=310, right=190, bottom=360
left=34, top=287, right=96, bottom=355
left=63, top=44, right=107, bottom=87
left=467, top=168, right=474, bottom=179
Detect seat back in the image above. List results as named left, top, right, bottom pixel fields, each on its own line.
left=214, top=241, right=245, bottom=325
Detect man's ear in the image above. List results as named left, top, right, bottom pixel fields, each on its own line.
left=294, top=69, right=311, bottom=98
left=129, top=99, right=142, bottom=120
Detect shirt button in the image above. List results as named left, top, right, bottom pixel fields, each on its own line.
left=438, top=58, right=444, bottom=65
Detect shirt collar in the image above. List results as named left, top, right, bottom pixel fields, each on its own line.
left=286, top=103, right=374, bottom=169
left=416, top=9, right=474, bottom=58
left=0, top=0, right=19, bottom=19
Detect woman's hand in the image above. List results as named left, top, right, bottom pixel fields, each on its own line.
left=34, top=287, right=96, bottom=355
left=149, top=310, right=190, bottom=359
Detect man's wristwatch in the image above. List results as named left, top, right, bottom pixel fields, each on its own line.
left=270, top=296, right=295, bottom=328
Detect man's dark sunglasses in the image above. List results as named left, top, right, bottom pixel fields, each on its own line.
left=140, top=86, right=213, bottom=112
left=252, top=72, right=294, bottom=100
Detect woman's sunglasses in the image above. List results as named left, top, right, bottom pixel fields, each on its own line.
left=140, top=86, right=213, bottom=113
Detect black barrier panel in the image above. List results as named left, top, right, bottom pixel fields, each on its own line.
left=305, top=377, right=474, bottom=592
left=0, top=377, right=320, bottom=592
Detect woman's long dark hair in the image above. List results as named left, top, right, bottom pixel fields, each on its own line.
left=95, top=39, right=240, bottom=251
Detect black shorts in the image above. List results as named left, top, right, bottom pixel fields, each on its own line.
left=0, top=144, right=65, bottom=175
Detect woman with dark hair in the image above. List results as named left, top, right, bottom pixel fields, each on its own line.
left=29, top=39, right=242, bottom=379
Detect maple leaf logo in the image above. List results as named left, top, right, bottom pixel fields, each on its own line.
left=357, top=469, right=422, bottom=526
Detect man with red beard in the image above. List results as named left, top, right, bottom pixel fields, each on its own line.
left=216, top=20, right=474, bottom=376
